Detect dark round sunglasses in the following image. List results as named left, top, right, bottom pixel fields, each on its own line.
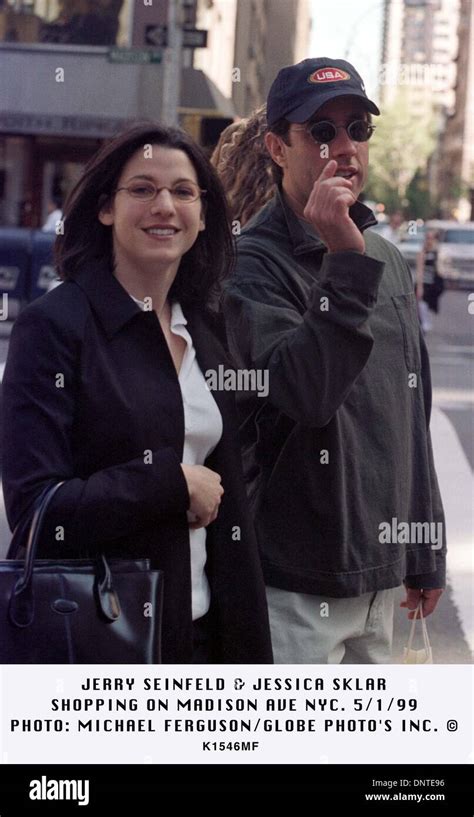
left=305, top=119, right=376, bottom=144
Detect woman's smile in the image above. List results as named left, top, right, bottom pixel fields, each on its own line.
left=142, top=224, right=181, bottom=240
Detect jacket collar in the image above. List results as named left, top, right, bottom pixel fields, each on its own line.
left=275, top=186, right=378, bottom=256
left=71, top=261, right=208, bottom=344
left=71, top=261, right=151, bottom=339
left=132, top=293, right=188, bottom=330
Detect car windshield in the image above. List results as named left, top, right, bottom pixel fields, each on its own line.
left=443, top=230, right=474, bottom=244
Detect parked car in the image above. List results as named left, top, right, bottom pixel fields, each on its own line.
left=367, top=221, right=424, bottom=282
left=398, top=227, right=426, bottom=277
left=426, top=220, right=474, bottom=289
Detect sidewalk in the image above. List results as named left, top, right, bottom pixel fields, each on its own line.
left=391, top=406, right=473, bottom=663
left=431, top=407, right=473, bottom=654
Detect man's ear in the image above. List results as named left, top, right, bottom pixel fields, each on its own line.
left=264, top=131, right=288, bottom=170
left=98, top=195, right=114, bottom=226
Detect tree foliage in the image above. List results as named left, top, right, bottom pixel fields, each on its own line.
left=365, top=90, right=437, bottom=213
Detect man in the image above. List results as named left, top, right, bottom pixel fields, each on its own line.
left=42, top=196, right=63, bottom=232
left=223, top=58, right=445, bottom=664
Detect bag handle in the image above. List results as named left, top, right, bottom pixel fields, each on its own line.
left=8, top=482, right=120, bottom=627
left=406, top=601, right=431, bottom=654
left=8, top=480, right=59, bottom=559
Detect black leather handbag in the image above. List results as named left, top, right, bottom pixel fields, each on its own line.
left=0, top=483, right=164, bottom=663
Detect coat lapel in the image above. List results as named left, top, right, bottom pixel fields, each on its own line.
left=184, top=306, right=235, bottom=421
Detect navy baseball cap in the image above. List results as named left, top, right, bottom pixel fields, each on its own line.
left=267, top=58, right=380, bottom=128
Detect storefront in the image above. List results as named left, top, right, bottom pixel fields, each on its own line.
left=0, top=131, right=103, bottom=227
left=0, top=41, right=235, bottom=227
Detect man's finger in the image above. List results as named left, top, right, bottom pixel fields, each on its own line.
left=421, top=599, right=437, bottom=617
left=331, top=198, right=357, bottom=220
left=314, top=176, right=354, bottom=191
left=316, top=158, right=338, bottom=181
left=334, top=192, right=357, bottom=209
left=304, top=173, right=354, bottom=215
left=400, top=588, right=421, bottom=609
left=304, top=183, right=354, bottom=222
left=421, top=589, right=443, bottom=617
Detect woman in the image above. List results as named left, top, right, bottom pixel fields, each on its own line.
left=416, top=230, right=444, bottom=332
left=2, top=122, right=272, bottom=664
left=211, top=106, right=276, bottom=228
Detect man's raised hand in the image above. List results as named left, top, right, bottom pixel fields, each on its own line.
left=303, top=159, right=365, bottom=254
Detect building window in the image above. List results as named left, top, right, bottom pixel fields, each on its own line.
left=0, top=0, right=129, bottom=46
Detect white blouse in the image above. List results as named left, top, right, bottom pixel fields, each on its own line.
left=132, top=296, right=223, bottom=620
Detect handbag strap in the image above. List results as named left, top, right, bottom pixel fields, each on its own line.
left=17, top=482, right=66, bottom=591
left=8, top=481, right=60, bottom=559
left=9, top=482, right=120, bottom=627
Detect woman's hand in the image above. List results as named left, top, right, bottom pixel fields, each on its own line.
left=181, top=464, right=224, bottom=529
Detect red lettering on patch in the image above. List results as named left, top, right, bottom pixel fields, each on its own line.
left=308, top=68, right=350, bottom=83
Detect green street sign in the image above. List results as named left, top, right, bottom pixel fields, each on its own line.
left=108, top=49, right=163, bottom=64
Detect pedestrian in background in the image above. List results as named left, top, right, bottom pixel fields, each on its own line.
left=211, top=105, right=276, bottom=228
left=378, top=210, right=403, bottom=245
left=416, top=230, right=445, bottom=332
left=41, top=196, right=63, bottom=232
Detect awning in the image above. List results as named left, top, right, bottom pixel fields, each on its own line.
left=180, top=66, right=235, bottom=118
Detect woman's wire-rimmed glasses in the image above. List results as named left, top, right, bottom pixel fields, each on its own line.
left=113, top=181, right=207, bottom=203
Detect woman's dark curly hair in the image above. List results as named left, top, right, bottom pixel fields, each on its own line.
left=54, top=121, right=234, bottom=309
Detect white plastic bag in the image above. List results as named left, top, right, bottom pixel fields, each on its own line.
left=402, top=602, right=433, bottom=664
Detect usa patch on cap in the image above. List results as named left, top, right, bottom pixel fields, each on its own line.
left=308, top=68, right=350, bottom=83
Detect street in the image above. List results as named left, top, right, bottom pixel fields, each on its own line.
left=0, top=290, right=472, bottom=663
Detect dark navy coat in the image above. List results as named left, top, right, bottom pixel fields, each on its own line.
left=2, top=262, right=272, bottom=663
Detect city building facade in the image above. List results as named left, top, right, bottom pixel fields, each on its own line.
left=435, top=0, right=474, bottom=219
left=0, top=0, right=237, bottom=226
left=379, top=0, right=473, bottom=219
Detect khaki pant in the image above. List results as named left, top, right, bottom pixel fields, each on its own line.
left=266, top=586, right=398, bottom=664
